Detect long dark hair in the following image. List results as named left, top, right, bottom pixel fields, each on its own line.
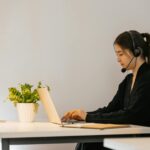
left=114, top=30, right=150, bottom=64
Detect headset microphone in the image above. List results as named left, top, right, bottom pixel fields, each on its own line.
left=121, top=56, right=135, bottom=73
left=121, top=68, right=126, bottom=73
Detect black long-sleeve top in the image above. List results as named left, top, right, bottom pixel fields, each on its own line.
left=86, top=63, right=150, bottom=126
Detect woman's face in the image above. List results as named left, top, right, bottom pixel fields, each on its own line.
left=114, top=44, right=135, bottom=70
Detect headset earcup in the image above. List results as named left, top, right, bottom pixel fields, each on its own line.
left=134, top=47, right=142, bottom=57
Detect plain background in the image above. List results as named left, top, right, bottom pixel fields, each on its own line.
left=0, top=0, right=150, bottom=149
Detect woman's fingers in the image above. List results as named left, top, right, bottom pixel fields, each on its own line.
left=62, top=110, right=77, bottom=122
left=71, top=111, right=82, bottom=120
left=62, top=109, right=87, bottom=122
left=61, top=111, right=72, bottom=122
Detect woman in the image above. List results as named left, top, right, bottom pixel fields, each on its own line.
left=62, top=30, right=150, bottom=150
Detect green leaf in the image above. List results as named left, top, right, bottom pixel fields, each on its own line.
left=7, top=81, right=50, bottom=105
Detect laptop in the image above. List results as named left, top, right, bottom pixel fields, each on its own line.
left=37, top=88, right=84, bottom=126
left=37, top=88, right=129, bottom=129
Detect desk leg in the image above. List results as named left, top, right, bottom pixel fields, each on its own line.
left=2, top=139, right=9, bottom=150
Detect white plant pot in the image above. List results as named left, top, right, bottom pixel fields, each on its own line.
left=17, top=103, right=37, bottom=122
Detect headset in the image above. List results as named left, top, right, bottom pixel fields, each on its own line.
left=121, top=31, right=143, bottom=73
left=128, top=31, right=142, bottom=57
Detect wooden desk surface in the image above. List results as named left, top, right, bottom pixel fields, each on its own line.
left=1, top=121, right=150, bottom=150
left=0, top=121, right=150, bottom=138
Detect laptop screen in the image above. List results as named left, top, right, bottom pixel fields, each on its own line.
left=37, top=88, right=62, bottom=124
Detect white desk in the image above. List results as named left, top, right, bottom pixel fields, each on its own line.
left=104, top=137, right=150, bottom=150
left=1, top=121, right=150, bottom=150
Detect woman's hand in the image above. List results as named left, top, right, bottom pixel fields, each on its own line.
left=61, top=109, right=87, bottom=122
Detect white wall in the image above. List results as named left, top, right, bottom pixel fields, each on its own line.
left=0, top=0, right=150, bottom=149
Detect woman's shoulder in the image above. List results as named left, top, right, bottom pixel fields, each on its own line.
left=141, top=66, right=150, bottom=81
left=140, top=63, right=150, bottom=79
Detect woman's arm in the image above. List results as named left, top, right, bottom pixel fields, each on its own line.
left=86, top=81, right=150, bottom=124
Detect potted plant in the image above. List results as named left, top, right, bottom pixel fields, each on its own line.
left=7, top=82, right=41, bottom=122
